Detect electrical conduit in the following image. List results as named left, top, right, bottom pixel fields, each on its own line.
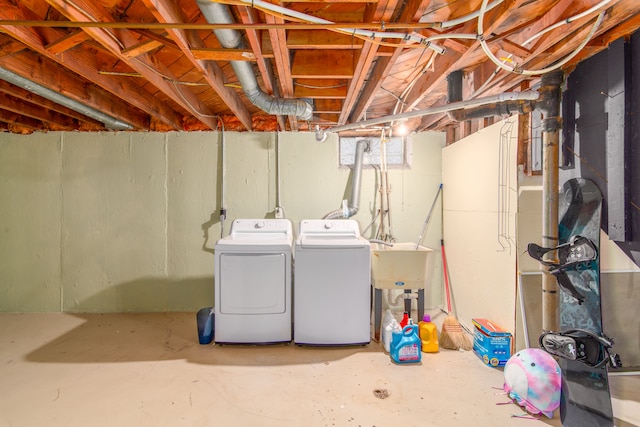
left=476, top=0, right=608, bottom=76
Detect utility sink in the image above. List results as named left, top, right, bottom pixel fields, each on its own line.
left=370, top=242, right=434, bottom=289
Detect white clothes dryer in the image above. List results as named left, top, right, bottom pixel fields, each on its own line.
left=214, top=219, right=293, bottom=344
left=294, top=219, right=371, bottom=345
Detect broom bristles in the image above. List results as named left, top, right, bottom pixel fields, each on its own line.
left=440, top=316, right=473, bottom=351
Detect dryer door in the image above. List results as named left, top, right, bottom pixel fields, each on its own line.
left=218, top=253, right=287, bottom=314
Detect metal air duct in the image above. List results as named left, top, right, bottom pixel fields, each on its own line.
left=196, top=0, right=313, bottom=121
left=0, top=67, right=133, bottom=130
left=323, top=139, right=368, bottom=219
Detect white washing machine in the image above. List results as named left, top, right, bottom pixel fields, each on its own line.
left=294, top=219, right=371, bottom=345
left=214, top=219, right=293, bottom=344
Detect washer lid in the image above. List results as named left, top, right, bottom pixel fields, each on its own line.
left=297, top=219, right=369, bottom=248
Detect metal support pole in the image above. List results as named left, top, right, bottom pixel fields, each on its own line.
left=536, top=71, right=564, bottom=333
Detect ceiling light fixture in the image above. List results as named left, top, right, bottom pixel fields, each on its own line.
left=395, top=120, right=409, bottom=136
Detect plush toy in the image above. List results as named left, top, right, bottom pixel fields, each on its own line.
left=503, top=348, right=561, bottom=418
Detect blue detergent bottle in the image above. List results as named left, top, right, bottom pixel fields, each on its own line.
left=390, top=322, right=422, bottom=364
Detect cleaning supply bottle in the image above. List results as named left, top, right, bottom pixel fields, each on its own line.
left=380, top=309, right=395, bottom=347
left=381, top=310, right=396, bottom=353
left=418, top=314, right=439, bottom=353
left=383, top=318, right=400, bottom=353
left=390, top=322, right=421, bottom=364
left=399, top=311, right=410, bottom=328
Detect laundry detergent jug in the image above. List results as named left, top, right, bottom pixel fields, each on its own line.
left=390, top=324, right=421, bottom=364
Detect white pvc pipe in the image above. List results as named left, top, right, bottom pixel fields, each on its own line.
left=386, top=289, right=418, bottom=308
left=477, top=0, right=607, bottom=76
left=229, top=0, right=446, bottom=54
left=473, top=0, right=613, bottom=95
left=229, top=0, right=506, bottom=55
left=317, top=90, right=539, bottom=138
left=521, top=0, right=612, bottom=46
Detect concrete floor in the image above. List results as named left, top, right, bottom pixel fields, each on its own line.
left=0, top=313, right=637, bottom=427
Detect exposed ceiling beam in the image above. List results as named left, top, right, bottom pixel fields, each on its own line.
left=141, top=0, right=253, bottom=130
left=287, top=30, right=364, bottom=49
left=557, top=0, right=640, bottom=67
left=348, top=0, right=429, bottom=123
left=0, top=79, right=103, bottom=129
left=235, top=5, right=285, bottom=131
left=0, top=52, right=149, bottom=129
left=0, top=0, right=179, bottom=130
left=0, top=91, right=78, bottom=130
left=337, top=0, right=401, bottom=125
left=0, top=0, right=637, bottom=136
left=265, top=11, right=298, bottom=130
left=0, top=37, right=28, bottom=57
left=0, top=108, right=42, bottom=130
left=44, top=30, right=91, bottom=54
left=236, top=6, right=280, bottom=96
left=44, top=0, right=221, bottom=130
left=470, top=0, right=629, bottom=100
left=403, top=0, right=530, bottom=112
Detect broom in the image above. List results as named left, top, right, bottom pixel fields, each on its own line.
left=439, top=239, right=473, bottom=351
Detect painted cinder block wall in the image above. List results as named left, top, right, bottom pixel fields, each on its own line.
left=3, top=121, right=636, bottom=363
left=0, top=130, right=446, bottom=313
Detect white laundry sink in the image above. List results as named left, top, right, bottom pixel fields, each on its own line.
left=371, top=242, right=434, bottom=289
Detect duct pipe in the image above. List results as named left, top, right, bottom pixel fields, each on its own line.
left=445, top=69, right=536, bottom=121
left=448, top=100, right=536, bottom=121
left=323, top=139, right=368, bottom=219
left=196, top=0, right=313, bottom=121
left=536, top=70, right=564, bottom=333
left=0, top=67, right=133, bottom=130
left=315, top=90, right=540, bottom=140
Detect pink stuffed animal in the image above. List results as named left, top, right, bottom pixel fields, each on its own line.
left=503, top=348, right=562, bottom=418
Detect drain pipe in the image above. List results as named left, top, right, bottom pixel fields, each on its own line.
left=444, top=69, right=563, bottom=332
left=446, top=69, right=536, bottom=121
left=449, top=100, right=536, bottom=121
left=536, top=70, right=564, bottom=333
left=197, top=0, right=313, bottom=121
left=315, top=90, right=540, bottom=141
left=324, top=139, right=368, bottom=219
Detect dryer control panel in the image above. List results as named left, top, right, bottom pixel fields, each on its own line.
left=229, top=219, right=293, bottom=241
